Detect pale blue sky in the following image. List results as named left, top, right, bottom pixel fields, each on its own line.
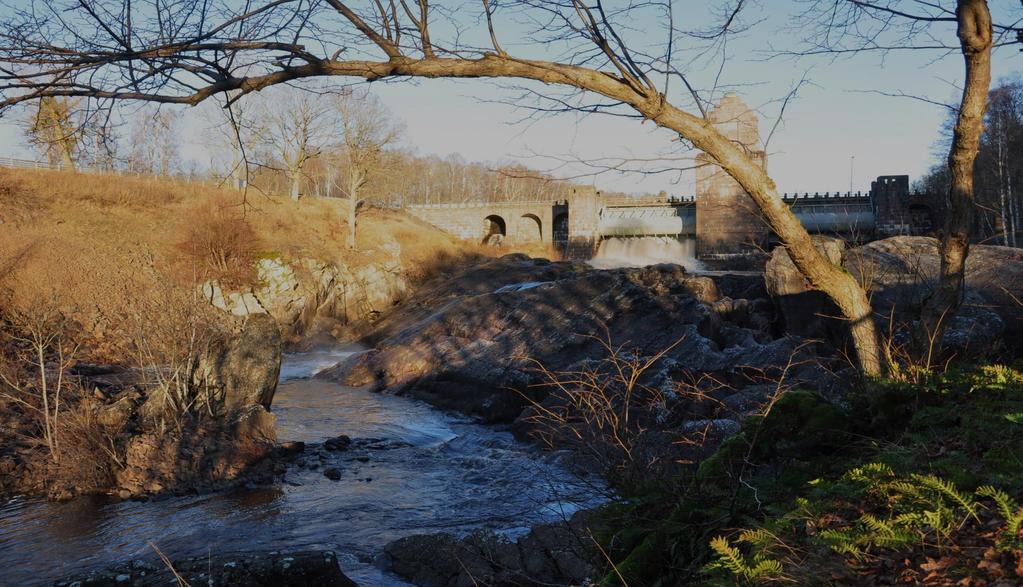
left=0, top=1, right=1019, bottom=195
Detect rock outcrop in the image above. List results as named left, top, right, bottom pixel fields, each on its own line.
left=844, top=236, right=1023, bottom=354
left=54, top=550, right=356, bottom=587
left=318, top=255, right=844, bottom=435
left=202, top=249, right=410, bottom=342
left=322, top=257, right=767, bottom=422
left=382, top=512, right=598, bottom=587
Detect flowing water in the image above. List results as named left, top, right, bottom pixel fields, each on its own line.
left=0, top=347, right=603, bottom=585
left=588, top=236, right=703, bottom=270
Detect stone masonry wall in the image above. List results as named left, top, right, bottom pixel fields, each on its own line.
left=695, top=94, right=770, bottom=260
left=406, top=202, right=557, bottom=245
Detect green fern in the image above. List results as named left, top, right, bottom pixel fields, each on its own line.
left=707, top=535, right=786, bottom=583
left=816, top=528, right=867, bottom=558
left=976, top=486, right=1023, bottom=548
left=912, top=474, right=980, bottom=523
left=708, top=536, right=747, bottom=577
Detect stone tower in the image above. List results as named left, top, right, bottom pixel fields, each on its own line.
left=565, top=186, right=602, bottom=259
left=695, top=94, right=769, bottom=262
left=870, top=175, right=912, bottom=237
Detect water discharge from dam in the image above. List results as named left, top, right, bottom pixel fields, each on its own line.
left=588, top=236, right=703, bottom=271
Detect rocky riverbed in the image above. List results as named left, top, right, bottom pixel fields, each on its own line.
left=0, top=349, right=604, bottom=585
left=4, top=236, right=1021, bottom=586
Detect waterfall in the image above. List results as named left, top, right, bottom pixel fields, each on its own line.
left=588, top=236, right=703, bottom=270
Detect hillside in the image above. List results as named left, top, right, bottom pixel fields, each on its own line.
left=0, top=168, right=480, bottom=361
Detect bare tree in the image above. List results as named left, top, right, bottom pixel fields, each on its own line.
left=255, top=86, right=335, bottom=200
left=331, top=89, right=401, bottom=248
left=795, top=0, right=1014, bottom=364
left=5, top=2, right=1010, bottom=373
left=201, top=92, right=260, bottom=190
left=26, top=96, right=79, bottom=169
left=127, top=105, right=181, bottom=175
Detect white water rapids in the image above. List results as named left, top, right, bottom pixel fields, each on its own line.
left=588, top=236, right=703, bottom=270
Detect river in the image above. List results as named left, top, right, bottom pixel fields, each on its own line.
left=0, top=347, right=604, bottom=585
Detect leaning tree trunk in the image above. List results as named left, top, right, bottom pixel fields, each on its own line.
left=913, top=0, right=992, bottom=364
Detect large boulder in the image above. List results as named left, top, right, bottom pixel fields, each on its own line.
left=764, top=236, right=845, bottom=341
left=381, top=512, right=598, bottom=587
left=220, top=313, right=283, bottom=411
left=194, top=313, right=283, bottom=413
left=845, top=236, right=1023, bottom=353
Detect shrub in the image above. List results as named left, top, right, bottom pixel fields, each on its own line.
left=175, top=196, right=259, bottom=287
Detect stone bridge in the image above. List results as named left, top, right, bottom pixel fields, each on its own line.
left=405, top=95, right=940, bottom=262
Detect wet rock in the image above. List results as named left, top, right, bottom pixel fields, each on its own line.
left=54, top=550, right=355, bottom=586
left=323, top=468, right=342, bottom=481
left=324, top=435, right=352, bottom=451
left=382, top=511, right=598, bottom=587
left=279, top=441, right=306, bottom=454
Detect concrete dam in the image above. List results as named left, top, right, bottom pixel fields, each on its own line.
left=405, top=95, right=940, bottom=262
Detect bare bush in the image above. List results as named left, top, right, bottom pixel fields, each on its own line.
left=52, top=394, right=125, bottom=492
left=522, top=333, right=685, bottom=490
left=121, top=280, right=227, bottom=431
left=0, top=295, right=81, bottom=462
left=175, top=197, right=260, bottom=288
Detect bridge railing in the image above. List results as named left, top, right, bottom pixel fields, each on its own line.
left=780, top=191, right=870, bottom=201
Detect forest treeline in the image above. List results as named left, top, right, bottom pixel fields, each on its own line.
left=22, top=88, right=632, bottom=207
left=916, top=75, right=1023, bottom=247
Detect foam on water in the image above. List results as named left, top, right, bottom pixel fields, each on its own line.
left=278, top=346, right=365, bottom=382
left=588, top=236, right=703, bottom=270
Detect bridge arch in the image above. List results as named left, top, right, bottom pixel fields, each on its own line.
left=518, top=213, right=543, bottom=242
left=482, top=214, right=506, bottom=245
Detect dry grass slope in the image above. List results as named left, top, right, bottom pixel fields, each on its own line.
left=0, top=168, right=477, bottom=361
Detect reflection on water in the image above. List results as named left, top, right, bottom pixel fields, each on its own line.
left=0, top=349, right=603, bottom=586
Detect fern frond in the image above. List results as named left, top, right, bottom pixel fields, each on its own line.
left=748, top=559, right=785, bottom=580
left=708, top=536, right=748, bottom=577
left=913, top=474, right=979, bottom=522
left=737, top=528, right=775, bottom=547
left=861, top=513, right=897, bottom=538
left=817, top=529, right=866, bottom=558
left=977, top=486, right=1023, bottom=546
left=846, top=463, right=894, bottom=484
